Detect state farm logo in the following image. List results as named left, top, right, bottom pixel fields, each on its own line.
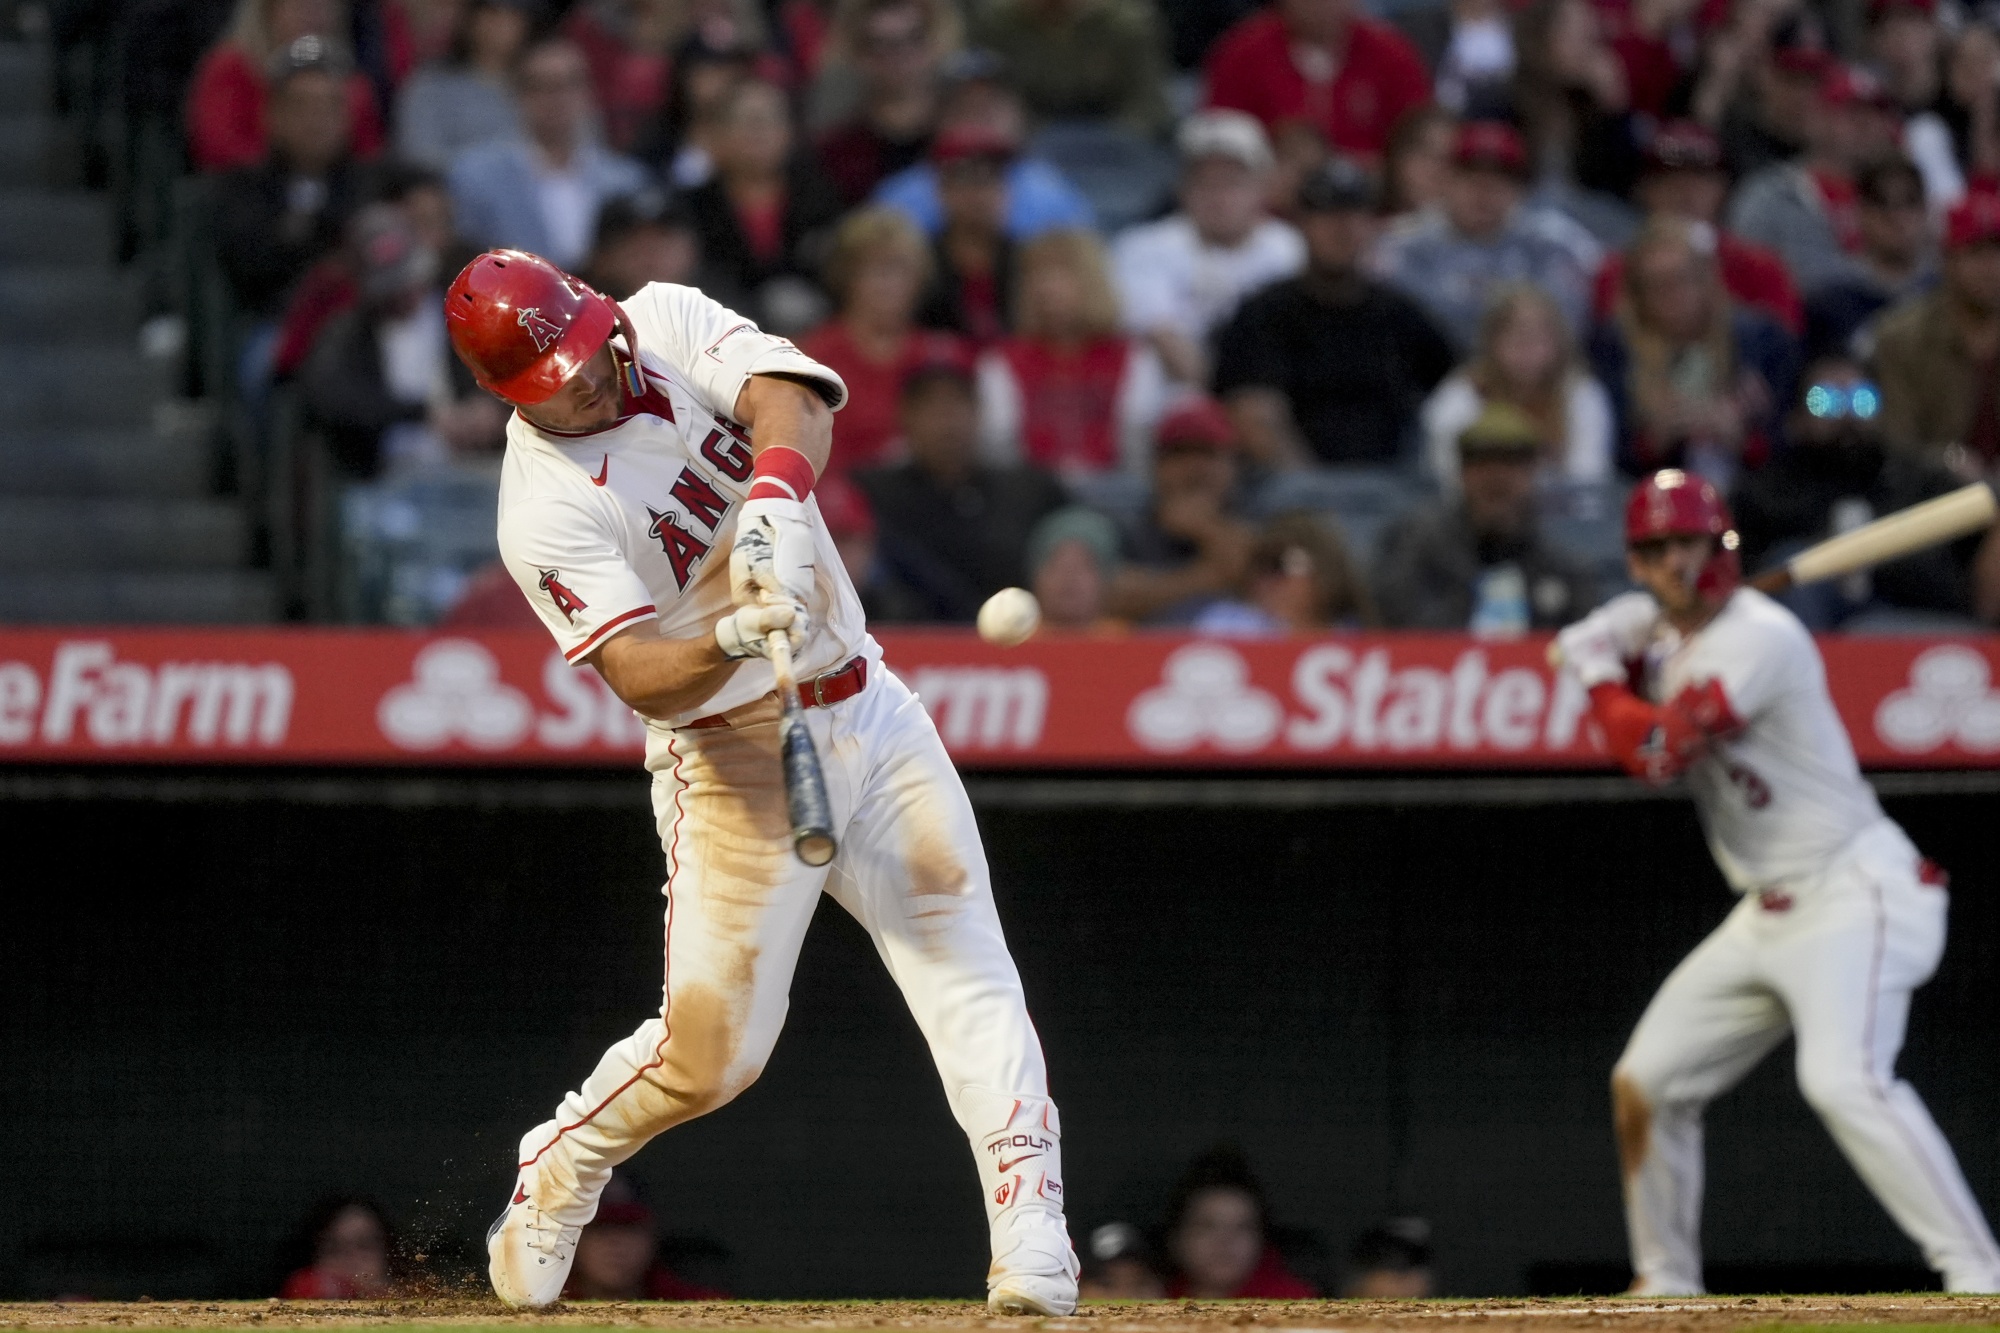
left=1128, top=644, right=1284, bottom=752
left=0, top=641, right=292, bottom=748
left=1874, top=645, right=2000, bottom=753
left=378, top=640, right=534, bottom=750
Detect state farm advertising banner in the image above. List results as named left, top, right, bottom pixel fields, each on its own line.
left=0, top=628, right=1995, bottom=769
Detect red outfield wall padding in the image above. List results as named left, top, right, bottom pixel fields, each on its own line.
left=0, top=629, right=1994, bottom=769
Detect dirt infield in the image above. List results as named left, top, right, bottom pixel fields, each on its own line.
left=4, top=1296, right=2000, bottom=1333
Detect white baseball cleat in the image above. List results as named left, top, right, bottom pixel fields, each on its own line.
left=486, top=1181, right=581, bottom=1308
left=986, top=1212, right=1080, bottom=1315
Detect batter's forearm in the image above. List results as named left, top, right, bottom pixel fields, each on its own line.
left=589, top=626, right=740, bottom=720
left=733, top=374, right=833, bottom=476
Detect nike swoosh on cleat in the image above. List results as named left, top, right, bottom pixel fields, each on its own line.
left=512, top=1184, right=529, bottom=1204
left=591, top=456, right=610, bottom=486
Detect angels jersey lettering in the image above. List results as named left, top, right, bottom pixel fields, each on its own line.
left=496, top=282, right=868, bottom=765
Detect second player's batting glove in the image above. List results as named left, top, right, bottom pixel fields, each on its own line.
left=731, top=498, right=815, bottom=610
left=715, top=600, right=805, bottom=661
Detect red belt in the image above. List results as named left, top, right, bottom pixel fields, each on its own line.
left=681, top=656, right=868, bottom=730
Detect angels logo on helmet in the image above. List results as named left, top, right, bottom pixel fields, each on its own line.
left=516, top=307, right=563, bottom=353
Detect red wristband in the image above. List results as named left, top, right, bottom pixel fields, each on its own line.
left=747, top=446, right=816, bottom=502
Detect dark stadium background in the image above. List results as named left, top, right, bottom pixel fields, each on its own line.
left=4, top=774, right=1995, bottom=1299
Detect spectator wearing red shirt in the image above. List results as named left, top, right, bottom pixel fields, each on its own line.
left=977, top=228, right=1170, bottom=481
left=1594, top=121, right=1802, bottom=335
left=276, top=1197, right=394, bottom=1299
left=802, top=208, right=970, bottom=477
left=1202, top=0, right=1430, bottom=162
left=188, top=0, right=386, bottom=173
left=1162, top=1146, right=1317, bottom=1299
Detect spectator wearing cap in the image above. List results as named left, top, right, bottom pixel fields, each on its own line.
left=1420, top=282, right=1613, bottom=492
left=1371, top=120, right=1601, bottom=353
left=1111, top=112, right=1305, bottom=387
left=300, top=203, right=505, bottom=476
left=584, top=191, right=705, bottom=300
left=1215, top=159, right=1456, bottom=466
left=446, top=37, right=653, bottom=270
left=1078, top=1222, right=1166, bottom=1300
left=682, top=78, right=846, bottom=332
left=393, top=0, right=530, bottom=170
left=216, top=42, right=380, bottom=325
left=812, top=0, right=958, bottom=206
left=1728, top=64, right=1904, bottom=296
left=1735, top=352, right=2000, bottom=627
left=1591, top=120, right=1803, bottom=336
left=1162, top=1146, right=1317, bottom=1299
left=978, top=229, right=1170, bottom=480
left=1341, top=1218, right=1434, bottom=1298
left=1104, top=397, right=1255, bottom=624
left=1589, top=216, right=1800, bottom=483
left=1028, top=506, right=1123, bottom=631
left=1804, top=155, right=1936, bottom=359
left=969, top=0, right=1170, bottom=134
left=914, top=126, right=1019, bottom=342
left=856, top=354, right=1067, bottom=620
left=188, top=0, right=386, bottom=172
left=1191, top=509, right=1372, bottom=634
left=802, top=208, right=972, bottom=476
left=1872, top=188, right=2000, bottom=473
left=1374, top=402, right=1598, bottom=632
left=871, top=53, right=1096, bottom=239
left=1717, top=32, right=1827, bottom=181
left=563, top=1173, right=728, bottom=1300
left=1201, top=0, right=1430, bottom=161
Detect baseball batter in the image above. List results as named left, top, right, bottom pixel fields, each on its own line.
left=1556, top=470, right=2000, bottom=1296
left=445, top=250, right=1077, bottom=1312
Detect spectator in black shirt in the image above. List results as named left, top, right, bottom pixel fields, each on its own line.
left=1213, top=157, right=1456, bottom=468
left=1734, top=355, right=2000, bottom=627
left=1373, top=402, right=1597, bottom=630
left=856, top=355, right=1069, bottom=621
left=216, top=39, right=375, bottom=321
left=1803, top=156, right=1936, bottom=360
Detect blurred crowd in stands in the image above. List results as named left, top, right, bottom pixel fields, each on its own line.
left=76, top=0, right=2000, bottom=631
left=272, top=1149, right=1432, bottom=1299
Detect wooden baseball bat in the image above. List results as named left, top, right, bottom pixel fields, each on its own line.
left=766, top=629, right=837, bottom=868
left=1748, top=481, right=1997, bottom=593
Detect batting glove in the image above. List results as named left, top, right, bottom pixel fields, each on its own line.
left=715, top=599, right=806, bottom=661
left=730, top=498, right=815, bottom=610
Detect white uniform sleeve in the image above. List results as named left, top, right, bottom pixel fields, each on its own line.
left=621, top=282, right=849, bottom=419
left=1556, top=590, right=1659, bottom=689
left=1693, top=602, right=1813, bottom=724
left=499, top=495, right=659, bottom=664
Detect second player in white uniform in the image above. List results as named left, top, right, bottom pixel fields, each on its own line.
left=445, top=250, right=1077, bottom=1312
left=1557, top=470, right=2000, bottom=1295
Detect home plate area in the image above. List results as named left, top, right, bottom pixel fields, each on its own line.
left=5, top=1296, right=2000, bottom=1333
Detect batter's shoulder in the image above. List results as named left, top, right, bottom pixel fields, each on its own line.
left=1712, top=587, right=1818, bottom=660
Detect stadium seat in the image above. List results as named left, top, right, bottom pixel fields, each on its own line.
left=342, top=463, right=506, bottom=625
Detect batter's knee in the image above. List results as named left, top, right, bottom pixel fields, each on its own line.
left=1796, top=1056, right=1875, bottom=1123
left=1611, top=1067, right=1653, bottom=1180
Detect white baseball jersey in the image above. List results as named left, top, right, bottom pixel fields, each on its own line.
left=1565, top=588, right=1884, bottom=891
left=496, top=282, right=871, bottom=760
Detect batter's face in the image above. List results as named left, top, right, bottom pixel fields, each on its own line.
left=517, top=342, right=623, bottom=434
left=1627, top=534, right=1714, bottom=616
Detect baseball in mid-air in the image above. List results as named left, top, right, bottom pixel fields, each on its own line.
left=977, top=587, right=1041, bottom=647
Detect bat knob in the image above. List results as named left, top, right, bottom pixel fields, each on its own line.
left=795, top=829, right=837, bottom=867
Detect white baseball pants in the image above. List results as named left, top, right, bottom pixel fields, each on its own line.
left=510, top=667, right=1067, bottom=1267
left=1614, top=819, right=2000, bottom=1294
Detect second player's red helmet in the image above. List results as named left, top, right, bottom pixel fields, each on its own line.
left=446, top=250, right=620, bottom=405
left=1625, top=468, right=1741, bottom=598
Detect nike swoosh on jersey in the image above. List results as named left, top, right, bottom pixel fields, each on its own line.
left=591, top=456, right=610, bottom=486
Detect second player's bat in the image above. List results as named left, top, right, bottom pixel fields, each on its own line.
left=766, top=629, right=837, bottom=868
left=1748, top=481, right=1997, bottom=593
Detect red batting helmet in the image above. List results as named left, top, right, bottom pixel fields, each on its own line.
left=446, top=250, right=623, bottom=405
left=1625, top=468, right=1741, bottom=598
